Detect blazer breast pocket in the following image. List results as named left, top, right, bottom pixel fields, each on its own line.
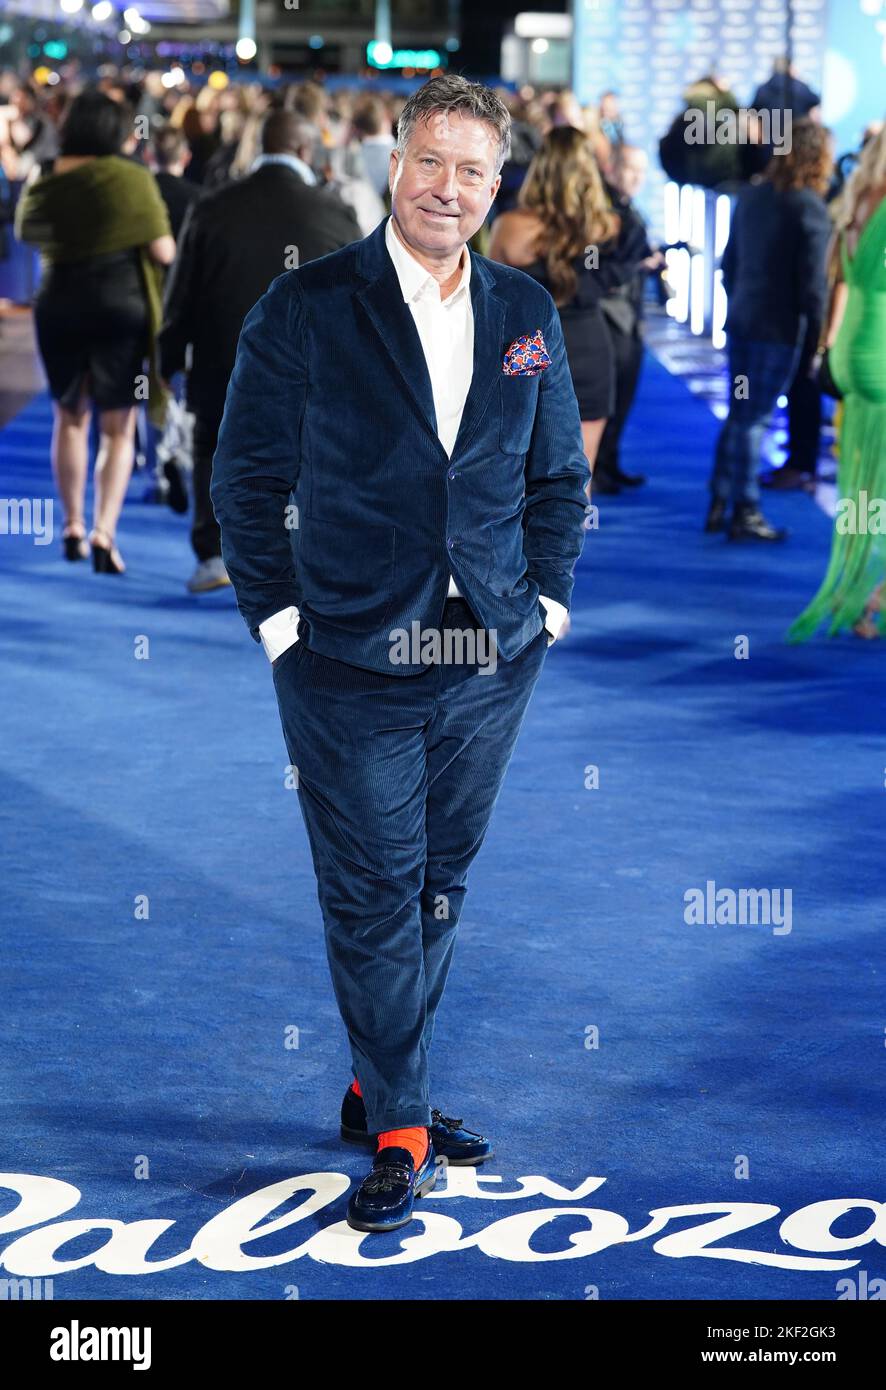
left=499, top=374, right=539, bottom=455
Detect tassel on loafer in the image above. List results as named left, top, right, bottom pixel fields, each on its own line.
left=346, top=1143, right=438, bottom=1233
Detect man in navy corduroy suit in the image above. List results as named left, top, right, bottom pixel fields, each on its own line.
left=211, top=75, right=588, bottom=1232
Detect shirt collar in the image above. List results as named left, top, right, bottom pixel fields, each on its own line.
left=252, top=152, right=317, bottom=186
left=385, top=214, right=471, bottom=307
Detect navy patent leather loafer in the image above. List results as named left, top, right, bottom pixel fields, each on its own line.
left=426, top=1109, right=494, bottom=1165
left=341, top=1086, right=494, bottom=1166
left=346, top=1143, right=437, bottom=1233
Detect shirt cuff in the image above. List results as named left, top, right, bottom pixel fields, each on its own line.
left=258, top=606, right=301, bottom=663
left=539, top=594, right=568, bottom=644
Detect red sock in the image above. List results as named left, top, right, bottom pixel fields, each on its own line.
left=350, top=1078, right=362, bottom=1098
left=378, top=1126, right=429, bottom=1169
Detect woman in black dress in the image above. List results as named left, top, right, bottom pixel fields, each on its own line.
left=489, top=124, right=650, bottom=493
left=16, top=90, right=174, bottom=571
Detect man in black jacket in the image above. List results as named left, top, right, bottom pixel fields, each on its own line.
left=158, top=109, right=361, bottom=592
left=705, top=121, right=832, bottom=541
left=149, top=126, right=200, bottom=241
left=751, top=61, right=821, bottom=143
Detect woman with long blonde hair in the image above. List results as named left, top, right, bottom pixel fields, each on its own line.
left=489, top=125, right=649, bottom=488
left=789, top=127, right=886, bottom=640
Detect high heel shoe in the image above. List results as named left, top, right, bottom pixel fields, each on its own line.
left=62, top=525, right=89, bottom=562
left=853, top=592, right=883, bottom=640
left=89, top=527, right=126, bottom=574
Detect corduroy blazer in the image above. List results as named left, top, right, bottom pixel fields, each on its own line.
left=210, top=215, right=589, bottom=673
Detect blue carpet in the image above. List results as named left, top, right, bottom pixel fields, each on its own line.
left=1, top=359, right=883, bottom=1300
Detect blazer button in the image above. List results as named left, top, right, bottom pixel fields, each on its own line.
left=448, top=470, right=456, bottom=480
left=447, top=537, right=455, bottom=549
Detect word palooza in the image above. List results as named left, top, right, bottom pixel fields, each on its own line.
left=0, top=1170, right=882, bottom=1276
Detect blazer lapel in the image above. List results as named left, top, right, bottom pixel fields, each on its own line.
left=356, top=237, right=439, bottom=445
left=451, top=256, right=506, bottom=458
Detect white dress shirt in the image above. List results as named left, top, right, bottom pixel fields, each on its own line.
left=258, top=216, right=566, bottom=662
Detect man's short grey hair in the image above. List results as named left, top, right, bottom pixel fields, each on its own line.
left=396, top=74, right=512, bottom=174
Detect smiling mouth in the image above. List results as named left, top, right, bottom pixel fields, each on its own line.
left=419, top=208, right=459, bottom=219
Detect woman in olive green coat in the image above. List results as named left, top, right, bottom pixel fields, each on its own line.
left=16, top=89, right=174, bottom=572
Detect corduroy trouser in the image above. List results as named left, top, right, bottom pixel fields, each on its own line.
left=272, top=596, right=549, bottom=1134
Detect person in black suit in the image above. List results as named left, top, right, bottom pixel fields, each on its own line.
left=751, top=60, right=821, bottom=138
left=158, top=109, right=361, bottom=592
left=149, top=127, right=201, bottom=241
left=706, top=120, right=833, bottom=541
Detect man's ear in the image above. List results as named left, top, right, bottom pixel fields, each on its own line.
left=490, top=173, right=502, bottom=203
left=388, top=147, right=399, bottom=194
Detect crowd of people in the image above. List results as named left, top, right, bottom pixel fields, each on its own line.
left=2, top=61, right=884, bottom=639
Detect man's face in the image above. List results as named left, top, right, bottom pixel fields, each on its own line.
left=614, top=149, right=647, bottom=199
left=389, top=109, right=502, bottom=259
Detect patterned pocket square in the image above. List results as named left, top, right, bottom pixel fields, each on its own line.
left=502, top=329, right=552, bottom=376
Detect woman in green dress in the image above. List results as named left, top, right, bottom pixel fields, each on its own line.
left=788, top=130, right=886, bottom=641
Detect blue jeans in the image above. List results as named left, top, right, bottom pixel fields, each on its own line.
left=272, top=597, right=550, bottom=1134
left=710, top=337, right=801, bottom=506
